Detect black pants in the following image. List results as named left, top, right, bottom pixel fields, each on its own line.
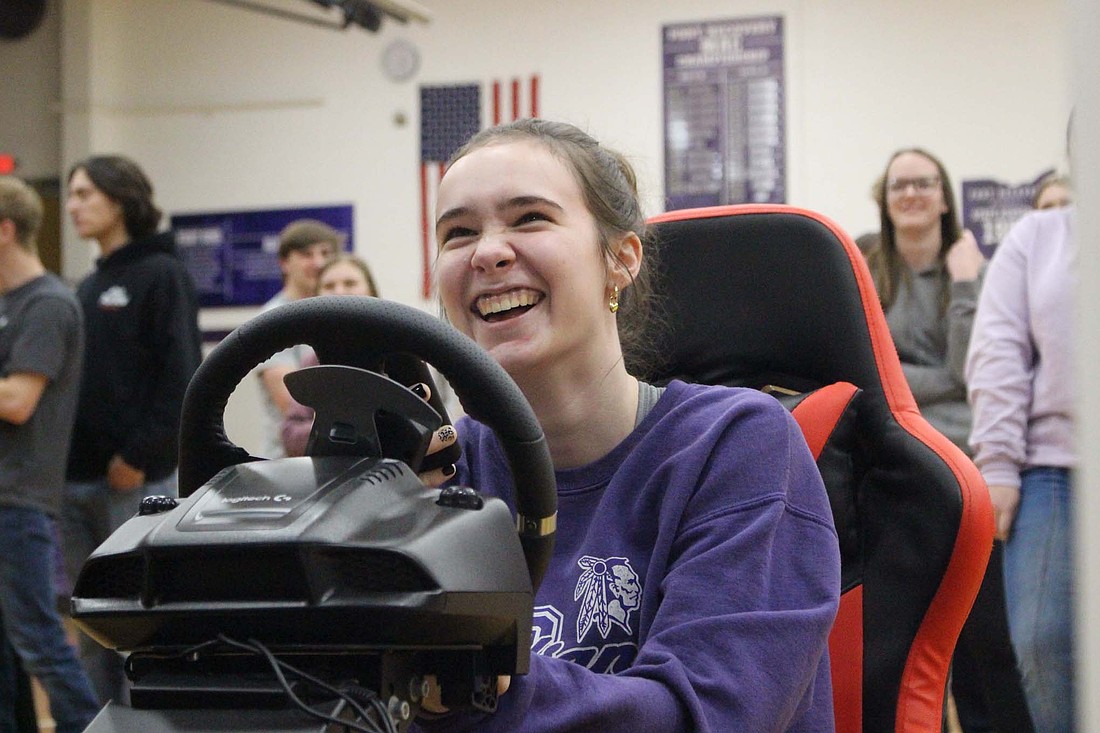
left=951, top=541, right=1034, bottom=733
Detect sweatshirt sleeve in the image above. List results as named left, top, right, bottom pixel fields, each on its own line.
left=894, top=277, right=978, bottom=406
left=966, top=220, right=1035, bottom=487
left=119, top=260, right=202, bottom=472
left=945, top=276, right=981, bottom=385
left=414, top=399, right=840, bottom=732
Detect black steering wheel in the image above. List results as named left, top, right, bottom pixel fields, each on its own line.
left=178, top=296, right=557, bottom=590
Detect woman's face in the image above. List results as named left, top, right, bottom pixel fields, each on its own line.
left=1035, top=182, right=1072, bottom=210
left=885, top=152, right=948, bottom=239
left=65, top=168, right=127, bottom=243
left=318, top=260, right=374, bottom=296
left=434, top=140, right=617, bottom=379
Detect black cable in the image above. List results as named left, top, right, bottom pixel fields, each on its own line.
left=218, top=636, right=380, bottom=733
left=242, top=638, right=387, bottom=733
left=211, top=634, right=392, bottom=733
left=343, top=685, right=398, bottom=733
left=141, top=634, right=401, bottom=732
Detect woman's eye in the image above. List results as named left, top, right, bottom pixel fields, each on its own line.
left=515, top=211, right=550, bottom=226
left=440, top=226, right=476, bottom=245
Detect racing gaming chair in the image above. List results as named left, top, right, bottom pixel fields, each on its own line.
left=641, top=205, right=994, bottom=733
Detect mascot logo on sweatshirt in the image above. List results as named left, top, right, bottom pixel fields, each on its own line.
left=574, top=555, right=641, bottom=642
left=530, top=555, right=642, bottom=673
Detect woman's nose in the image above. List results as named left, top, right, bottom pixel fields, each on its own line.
left=470, top=233, right=515, bottom=271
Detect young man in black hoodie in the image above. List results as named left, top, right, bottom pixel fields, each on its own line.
left=62, top=155, right=202, bottom=705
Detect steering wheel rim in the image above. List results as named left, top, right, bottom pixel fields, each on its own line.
left=178, top=296, right=557, bottom=590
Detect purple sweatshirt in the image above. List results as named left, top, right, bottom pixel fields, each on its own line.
left=413, top=380, right=840, bottom=732
left=966, top=207, right=1077, bottom=487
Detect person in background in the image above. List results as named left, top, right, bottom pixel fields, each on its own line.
left=255, top=220, right=341, bottom=458
left=0, top=176, right=99, bottom=733
left=410, top=118, right=840, bottom=732
left=966, top=203, right=1076, bottom=733
left=1032, top=174, right=1073, bottom=211
left=62, top=155, right=202, bottom=705
left=867, top=148, right=984, bottom=452
left=281, top=254, right=379, bottom=458
left=867, top=148, right=1032, bottom=733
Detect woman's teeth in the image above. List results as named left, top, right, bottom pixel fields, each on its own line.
left=476, top=289, right=542, bottom=317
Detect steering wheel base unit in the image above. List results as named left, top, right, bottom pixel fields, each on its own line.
left=70, top=298, right=557, bottom=732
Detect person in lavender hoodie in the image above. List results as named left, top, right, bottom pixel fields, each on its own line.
left=411, top=119, right=841, bottom=732
left=966, top=205, right=1076, bottom=733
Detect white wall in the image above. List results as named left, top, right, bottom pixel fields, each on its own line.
left=45, top=0, right=1071, bottom=453
left=57, top=0, right=1071, bottom=298
left=0, top=0, right=61, bottom=179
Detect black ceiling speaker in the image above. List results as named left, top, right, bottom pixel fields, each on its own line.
left=0, top=0, right=46, bottom=40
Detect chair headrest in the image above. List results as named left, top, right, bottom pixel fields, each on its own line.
left=645, top=205, right=896, bottom=404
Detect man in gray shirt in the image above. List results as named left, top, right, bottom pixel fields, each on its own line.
left=0, top=177, right=99, bottom=733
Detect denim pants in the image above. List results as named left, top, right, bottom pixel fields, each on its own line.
left=0, top=507, right=99, bottom=733
left=1003, top=466, right=1075, bottom=733
left=61, top=472, right=178, bottom=706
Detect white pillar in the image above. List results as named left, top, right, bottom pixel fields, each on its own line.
left=1070, top=0, right=1100, bottom=729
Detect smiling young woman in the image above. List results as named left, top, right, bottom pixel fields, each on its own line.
left=412, top=119, right=842, bottom=733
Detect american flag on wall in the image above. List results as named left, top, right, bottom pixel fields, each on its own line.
left=419, top=75, right=541, bottom=298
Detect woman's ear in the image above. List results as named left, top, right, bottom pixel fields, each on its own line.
left=610, top=231, right=643, bottom=286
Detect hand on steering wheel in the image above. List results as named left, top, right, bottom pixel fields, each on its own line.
left=411, top=381, right=459, bottom=488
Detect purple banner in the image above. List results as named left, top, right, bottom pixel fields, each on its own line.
left=962, top=170, right=1054, bottom=256
left=663, top=16, right=785, bottom=211
left=171, top=204, right=354, bottom=308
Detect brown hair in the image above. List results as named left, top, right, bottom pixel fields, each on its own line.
left=316, top=253, right=380, bottom=297
left=866, top=148, right=961, bottom=312
left=67, top=155, right=161, bottom=239
left=0, top=177, right=43, bottom=252
left=277, top=219, right=345, bottom=259
left=447, top=119, right=664, bottom=377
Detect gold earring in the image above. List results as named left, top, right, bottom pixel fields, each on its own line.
left=608, top=284, right=620, bottom=313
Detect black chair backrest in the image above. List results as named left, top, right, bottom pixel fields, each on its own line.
left=642, top=204, right=993, bottom=733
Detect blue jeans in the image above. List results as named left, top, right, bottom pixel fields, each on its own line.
left=0, top=619, right=36, bottom=733
left=1003, top=466, right=1075, bottom=733
left=0, top=507, right=99, bottom=733
left=61, top=472, right=178, bottom=705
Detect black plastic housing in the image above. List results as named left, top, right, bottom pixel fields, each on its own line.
left=71, top=455, right=533, bottom=676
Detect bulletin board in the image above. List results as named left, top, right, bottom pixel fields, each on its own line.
left=961, top=169, right=1056, bottom=256
left=663, top=16, right=786, bottom=210
left=172, top=204, right=354, bottom=308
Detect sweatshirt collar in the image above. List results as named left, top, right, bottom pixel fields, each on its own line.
left=97, top=230, right=177, bottom=268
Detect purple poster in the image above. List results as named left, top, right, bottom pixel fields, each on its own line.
left=663, top=16, right=785, bottom=211
left=962, top=170, right=1054, bottom=256
left=171, top=204, right=354, bottom=308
